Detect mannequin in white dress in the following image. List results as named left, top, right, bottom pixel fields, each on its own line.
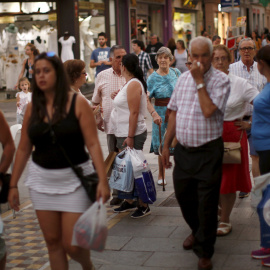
left=58, top=32, right=75, bottom=62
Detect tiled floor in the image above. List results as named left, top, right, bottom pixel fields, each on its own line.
left=2, top=203, right=116, bottom=270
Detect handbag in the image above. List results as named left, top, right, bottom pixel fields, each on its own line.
left=223, top=130, right=243, bottom=164
left=46, top=113, right=98, bottom=202
left=0, top=173, right=11, bottom=204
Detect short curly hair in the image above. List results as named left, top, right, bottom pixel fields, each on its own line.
left=63, top=59, right=85, bottom=85
left=213, top=44, right=232, bottom=63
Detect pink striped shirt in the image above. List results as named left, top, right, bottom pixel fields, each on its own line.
left=168, top=66, right=230, bottom=147
left=92, top=68, right=126, bottom=134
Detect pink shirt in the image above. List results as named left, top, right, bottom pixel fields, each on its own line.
left=168, top=66, right=230, bottom=147
left=92, top=68, right=126, bottom=134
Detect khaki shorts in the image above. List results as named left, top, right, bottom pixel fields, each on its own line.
left=0, top=236, right=6, bottom=260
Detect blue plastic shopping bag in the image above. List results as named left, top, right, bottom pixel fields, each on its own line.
left=109, top=149, right=134, bottom=192
left=129, top=149, right=156, bottom=204
left=257, top=184, right=270, bottom=248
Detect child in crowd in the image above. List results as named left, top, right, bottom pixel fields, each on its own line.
left=16, top=77, right=31, bottom=124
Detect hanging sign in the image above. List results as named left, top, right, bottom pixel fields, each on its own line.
left=221, top=0, right=240, bottom=12
left=236, top=16, right=246, bottom=26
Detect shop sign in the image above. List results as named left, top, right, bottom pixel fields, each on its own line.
left=136, top=0, right=165, bottom=5
left=236, top=16, right=246, bottom=26
left=48, top=13, right=57, bottom=22
left=0, top=16, right=14, bottom=24
left=79, top=1, right=104, bottom=10
left=221, top=0, right=240, bottom=12
left=182, top=0, right=199, bottom=8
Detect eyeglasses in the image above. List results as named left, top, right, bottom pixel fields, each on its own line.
left=239, top=47, right=255, bottom=52
left=213, top=56, right=228, bottom=62
left=185, top=62, right=192, bottom=66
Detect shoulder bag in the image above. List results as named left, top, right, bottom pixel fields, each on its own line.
left=223, top=130, right=243, bottom=164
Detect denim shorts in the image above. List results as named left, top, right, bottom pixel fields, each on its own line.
left=0, top=236, right=6, bottom=260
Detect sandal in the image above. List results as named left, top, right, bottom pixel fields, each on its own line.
left=217, top=222, right=232, bottom=236
left=157, top=179, right=167, bottom=186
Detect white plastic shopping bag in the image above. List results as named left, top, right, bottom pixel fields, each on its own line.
left=109, top=148, right=134, bottom=192
left=129, top=148, right=156, bottom=204
left=251, top=172, right=270, bottom=208
left=71, top=198, right=108, bottom=251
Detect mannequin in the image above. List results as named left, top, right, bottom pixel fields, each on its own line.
left=58, top=31, right=75, bottom=62
left=32, top=36, right=46, bottom=53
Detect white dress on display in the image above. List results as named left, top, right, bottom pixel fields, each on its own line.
left=47, top=29, right=58, bottom=55
left=58, top=36, right=75, bottom=62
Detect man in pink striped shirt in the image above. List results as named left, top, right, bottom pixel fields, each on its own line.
left=162, top=37, right=230, bottom=270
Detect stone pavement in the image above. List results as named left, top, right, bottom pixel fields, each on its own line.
left=0, top=99, right=264, bottom=270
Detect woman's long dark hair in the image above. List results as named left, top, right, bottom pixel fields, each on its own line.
left=122, top=54, right=147, bottom=93
left=29, top=52, right=71, bottom=128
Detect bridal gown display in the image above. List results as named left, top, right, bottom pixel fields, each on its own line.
left=58, top=36, right=75, bottom=62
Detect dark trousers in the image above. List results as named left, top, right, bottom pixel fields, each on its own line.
left=257, top=150, right=270, bottom=175
left=173, top=137, right=224, bottom=258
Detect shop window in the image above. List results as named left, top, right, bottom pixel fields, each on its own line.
left=173, top=11, right=195, bottom=47
left=0, top=3, right=20, bottom=13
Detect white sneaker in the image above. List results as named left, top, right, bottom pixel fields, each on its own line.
left=157, top=179, right=167, bottom=186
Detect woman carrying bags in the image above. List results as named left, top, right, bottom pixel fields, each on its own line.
left=111, top=53, right=150, bottom=219
left=8, top=52, right=110, bottom=270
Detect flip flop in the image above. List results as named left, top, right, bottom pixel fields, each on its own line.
left=217, top=222, right=232, bottom=236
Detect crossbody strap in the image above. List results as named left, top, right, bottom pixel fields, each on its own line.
left=45, top=110, right=83, bottom=178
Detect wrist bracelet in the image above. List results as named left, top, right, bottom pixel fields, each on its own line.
left=151, top=111, right=155, bottom=115
left=128, top=136, right=134, bottom=139
left=9, top=186, right=18, bottom=189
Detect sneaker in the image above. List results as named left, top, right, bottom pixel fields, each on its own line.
left=262, top=256, right=270, bottom=267
left=251, top=248, right=270, bottom=259
left=113, top=201, right=137, bottom=213
left=110, top=197, right=123, bottom=206
left=131, top=205, right=151, bottom=219
left=239, top=192, right=250, bottom=198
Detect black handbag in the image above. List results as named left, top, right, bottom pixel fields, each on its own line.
left=0, top=173, right=11, bottom=204
left=46, top=113, right=98, bottom=202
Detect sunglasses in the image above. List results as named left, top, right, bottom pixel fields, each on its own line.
left=35, top=51, right=56, bottom=60
left=185, top=62, right=192, bottom=66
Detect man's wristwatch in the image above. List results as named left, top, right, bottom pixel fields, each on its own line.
left=196, top=83, right=205, bottom=90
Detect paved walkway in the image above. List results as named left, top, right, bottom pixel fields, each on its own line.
left=0, top=100, right=263, bottom=270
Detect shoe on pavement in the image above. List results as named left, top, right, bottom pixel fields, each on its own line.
left=183, top=234, right=195, bottom=250
left=157, top=179, right=167, bottom=186
left=131, top=205, right=151, bottom=218
left=239, top=192, right=249, bottom=198
left=113, top=201, right=137, bottom=213
left=262, top=256, right=270, bottom=267
left=110, top=197, right=123, bottom=206
left=251, top=248, right=270, bottom=259
left=217, top=222, right=232, bottom=236
left=198, top=258, right=213, bottom=270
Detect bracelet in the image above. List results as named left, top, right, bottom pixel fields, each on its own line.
left=9, top=186, right=18, bottom=189
left=151, top=111, right=156, bottom=115
left=128, top=136, right=134, bottom=139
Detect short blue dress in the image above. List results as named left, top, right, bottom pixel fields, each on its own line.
left=147, top=68, right=181, bottom=155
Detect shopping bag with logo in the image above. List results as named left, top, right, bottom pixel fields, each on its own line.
left=109, top=149, right=134, bottom=192
left=257, top=184, right=270, bottom=248
left=251, top=172, right=270, bottom=208
left=71, top=198, right=108, bottom=251
left=129, top=148, right=156, bottom=204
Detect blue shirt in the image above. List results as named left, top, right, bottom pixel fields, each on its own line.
left=252, top=82, right=270, bottom=151
left=91, top=47, right=111, bottom=77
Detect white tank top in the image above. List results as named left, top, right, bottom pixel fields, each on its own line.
left=111, top=78, right=147, bottom=137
